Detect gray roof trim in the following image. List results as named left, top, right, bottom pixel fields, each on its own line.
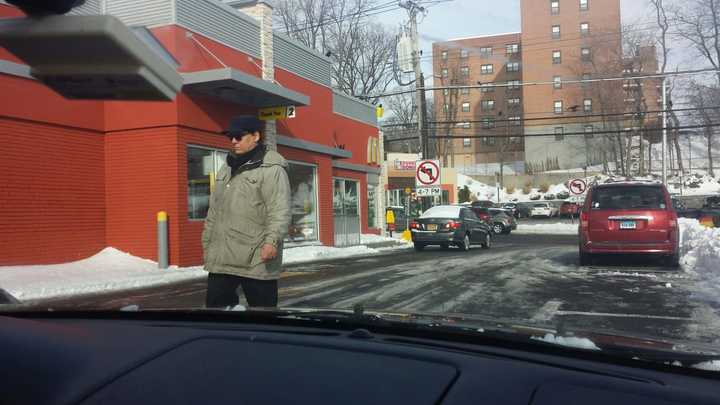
left=333, top=160, right=381, bottom=174
left=182, top=68, right=309, bottom=107
left=278, top=134, right=352, bottom=158
left=274, top=31, right=333, bottom=64
left=0, top=60, right=33, bottom=80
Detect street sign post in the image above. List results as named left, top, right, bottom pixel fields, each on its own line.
left=569, top=179, right=588, bottom=195
left=416, top=187, right=441, bottom=197
left=415, top=160, right=441, bottom=188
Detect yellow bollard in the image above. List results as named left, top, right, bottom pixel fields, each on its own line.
left=402, top=229, right=412, bottom=241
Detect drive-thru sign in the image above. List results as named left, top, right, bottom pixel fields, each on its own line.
left=416, top=160, right=441, bottom=187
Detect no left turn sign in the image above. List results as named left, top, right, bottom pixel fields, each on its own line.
left=416, top=160, right=441, bottom=187
left=569, top=179, right=588, bottom=195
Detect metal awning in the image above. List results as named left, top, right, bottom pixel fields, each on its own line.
left=182, top=68, right=310, bottom=108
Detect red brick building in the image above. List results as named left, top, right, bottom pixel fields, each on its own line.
left=0, top=0, right=382, bottom=266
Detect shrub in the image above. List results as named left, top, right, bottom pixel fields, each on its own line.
left=539, top=183, right=550, bottom=193
left=522, top=185, right=532, bottom=194
left=506, top=185, right=516, bottom=194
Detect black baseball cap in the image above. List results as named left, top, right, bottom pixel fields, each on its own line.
left=223, top=115, right=263, bottom=137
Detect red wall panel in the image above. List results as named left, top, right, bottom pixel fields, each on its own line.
left=275, top=68, right=334, bottom=146
left=0, top=118, right=105, bottom=265
left=105, top=126, right=181, bottom=264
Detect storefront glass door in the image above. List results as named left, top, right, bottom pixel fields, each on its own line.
left=333, top=178, right=361, bottom=247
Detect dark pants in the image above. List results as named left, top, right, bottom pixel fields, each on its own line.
left=206, top=273, right=278, bottom=308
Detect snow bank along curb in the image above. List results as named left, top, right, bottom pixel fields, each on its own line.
left=0, top=236, right=411, bottom=303
left=678, top=218, right=720, bottom=302
left=514, top=223, right=578, bottom=235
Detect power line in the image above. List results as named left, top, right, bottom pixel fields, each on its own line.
left=381, top=105, right=720, bottom=127
left=368, top=67, right=720, bottom=98
left=384, top=122, right=720, bottom=142
left=281, top=0, right=400, bottom=34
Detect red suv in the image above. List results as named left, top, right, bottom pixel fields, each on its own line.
left=579, top=182, right=679, bottom=267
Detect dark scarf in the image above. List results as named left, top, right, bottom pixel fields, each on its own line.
left=227, top=144, right=266, bottom=176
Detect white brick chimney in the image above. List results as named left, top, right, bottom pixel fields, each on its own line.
left=226, top=0, right=278, bottom=150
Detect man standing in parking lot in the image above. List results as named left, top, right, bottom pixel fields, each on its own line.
left=202, top=116, right=291, bottom=308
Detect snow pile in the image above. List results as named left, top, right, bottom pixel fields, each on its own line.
left=515, top=223, right=578, bottom=235
left=0, top=248, right=206, bottom=302
left=667, top=173, right=720, bottom=196
left=678, top=219, right=720, bottom=302
left=360, top=234, right=409, bottom=245
left=284, top=245, right=382, bottom=264
left=532, top=333, right=601, bottom=350
left=457, top=173, right=497, bottom=201
left=692, top=360, right=720, bottom=371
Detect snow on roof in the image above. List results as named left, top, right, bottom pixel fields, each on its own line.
left=420, top=205, right=462, bottom=219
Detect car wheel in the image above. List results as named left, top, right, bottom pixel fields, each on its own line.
left=481, top=233, right=491, bottom=249
left=579, top=250, right=592, bottom=266
left=457, top=234, right=471, bottom=251
left=492, top=223, right=505, bottom=235
left=414, top=243, right=426, bottom=251
left=665, top=253, right=680, bottom=269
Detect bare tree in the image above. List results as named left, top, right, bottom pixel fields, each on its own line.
left=687, top=81, right=718, bottom=176
left=275, top=0, right=398, bottom=99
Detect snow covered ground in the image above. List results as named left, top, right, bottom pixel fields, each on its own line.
left=678, top=218, right=720, bottom=304
left=514, top=223, right=578, bottom=235
left=0, top=236, right=411, bottom=302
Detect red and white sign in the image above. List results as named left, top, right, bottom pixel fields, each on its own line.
left=569, top=179, right=588, bottom=195
left=416, top=160, right=441, bottom=187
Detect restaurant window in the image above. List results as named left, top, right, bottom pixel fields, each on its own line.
left=367, top=184, right=377, bottom=228
left=481, top=64, right=494, bottom=74
left=287, top=162, right=319, bottom=242
left=554, top=127, right=565, bottom=141
left=552, top=25, right=561, bottom=39
left=187, top=146, right=228, bottom=220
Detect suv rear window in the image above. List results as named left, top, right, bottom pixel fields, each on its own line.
left=590, top=186, right=666, bottom=210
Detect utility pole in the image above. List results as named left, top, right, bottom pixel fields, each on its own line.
left=399, top=0, right=429, bottom=159
left=662, top=78, right=668, bottom=184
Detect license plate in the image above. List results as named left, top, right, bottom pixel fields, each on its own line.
left=620, top=221, right=636, bottom=230
left=427, top=224, right=438, bottom=231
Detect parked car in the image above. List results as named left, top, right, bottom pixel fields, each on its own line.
left=556, top=191, right=571, bottom=200
left=515, top=202, right=534, bottom=218
left=559, top=201, right=581, bottom=218
left=530, top=202, right=558, bottom=218
left=470, top=207, right=518, bottom=235
left=471, top=200, right=496, bottom=208
left=500, top=203, right=520, bottom=219
left=544, top=193, right=556, bottom=200
left=579, top=182, right=679, bottom=267
left=410, top=206, right=492, bottom=251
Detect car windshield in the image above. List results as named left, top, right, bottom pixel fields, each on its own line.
left=591, top=186, right=666, bottom=210
left=2, top=0, right=720, bottom=374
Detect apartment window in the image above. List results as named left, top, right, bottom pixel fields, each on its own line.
left=509, top=116, right=522, bottom=126
left=483, top=136, right=496, bottom=146
left=441, top=50, right=448, bottom=60
left=462, top=102, right=471, bottom=112
left=479, top=47, right=493, bottom=56
left=481, top=100, right=495, bottom=111
left=441, top=68, right=448, bottom=77
left=506, top=62, right=520, bottom=72
left=554, top=127, right=565, bottom=141
left=460, top=49, right=469, bottom=58
left=480, top=83, right=495, bottom=93
left=553, top=75, right=562, bottom=89
left=554, top=100, right=563, bottom=114
left=443, top=88, right=449, bottom=96
left=508, top=97, right=521, bottom=107
left=507, top=80, right=521, bottom=90
left=551, top=1, right=560, bottom=15
left=460, top=66, right=470, bottom=77
left=580, top=0, right=588, bottom=10
left=481, top=64, right=493, bottom=74
left=581, top=47, right=591, bottom=62
left=580, top=22, right=589, bottom=36
left=482, top=118, right=495, bottom=128
left=461, top=122, right=472, bottom=129
left=552, top=50, right=562, bottom=64
left=463, top=138, right=472, bottom=148
left=584, top=125, right=594, bottom=138
left=510, top=137, right=522, bottom=144
left=506, top=43, right=520, bottom=54
left=582, top=72, right=591, bottom=87
left=461, top=87, right=470, bottom=95
left=584, top=98, right=593, bottom=112
left=443, top=104, right=449, bottom=113
left=552, top=25, right=561, bottom=39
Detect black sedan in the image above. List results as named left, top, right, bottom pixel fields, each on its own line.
left=410, top=206, right=492, bottom=251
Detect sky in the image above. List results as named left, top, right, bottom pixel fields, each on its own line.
left=375, top=0, right=663, bottom=86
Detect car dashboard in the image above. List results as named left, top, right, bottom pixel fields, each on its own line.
left=0, top=312, right=718, bottom=405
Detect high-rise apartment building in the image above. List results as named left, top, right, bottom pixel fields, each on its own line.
left=433, top=0, right=659, bottom=171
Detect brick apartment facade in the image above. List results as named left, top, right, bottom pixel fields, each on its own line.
left=433, top=0, right=662, bottom=171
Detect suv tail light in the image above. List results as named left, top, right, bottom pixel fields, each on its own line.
left=409, top=222, right=419, bottom=230
left=580, top=210, right=589, bottom=228
left=446, top=220, right=460, bottom=230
